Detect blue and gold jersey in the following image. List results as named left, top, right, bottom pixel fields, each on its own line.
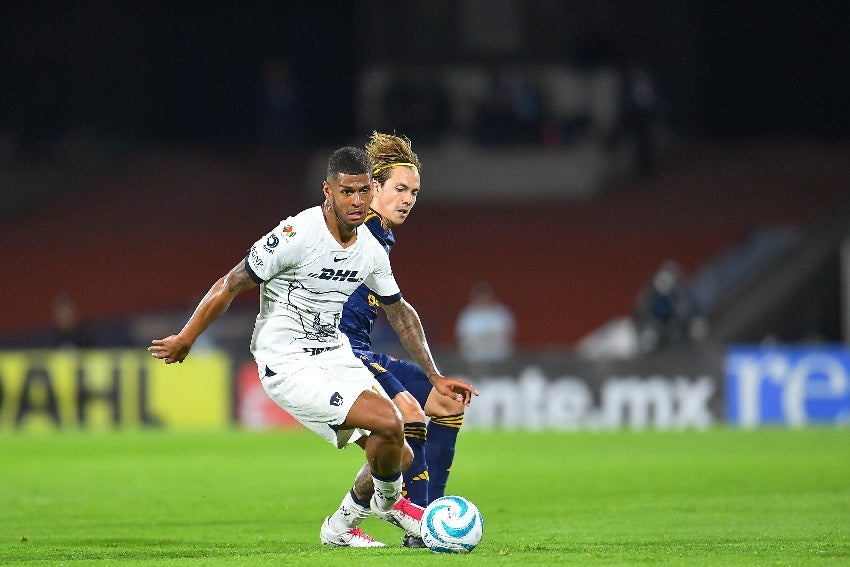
left=339, top=210, right=396, bottom=351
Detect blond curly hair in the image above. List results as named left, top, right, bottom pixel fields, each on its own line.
left=365, top=131, right=422, bottom=184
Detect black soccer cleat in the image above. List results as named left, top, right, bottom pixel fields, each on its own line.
left=402, top=533, right=427, bottom=548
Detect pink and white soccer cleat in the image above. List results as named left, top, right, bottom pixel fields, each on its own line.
left=320, top=517, right=386, bottom=548
left=370, top=496, right=424, bottom=536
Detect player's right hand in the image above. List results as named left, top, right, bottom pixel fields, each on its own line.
left=430, top=374, right=479, bottom=407
left=148, top=335, right=191, bottom=364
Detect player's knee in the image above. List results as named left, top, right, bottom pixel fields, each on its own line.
left=394, top=392, right=426, bottom=423
left=427, top=391, right=466, bottom=418
left=402, top=404, right=426, bottom=423
left=371, top=405, right=404, bottom=445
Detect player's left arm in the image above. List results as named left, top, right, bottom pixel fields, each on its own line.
left=382, top=298, right=478, bottom=406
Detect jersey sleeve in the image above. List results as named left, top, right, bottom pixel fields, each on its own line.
left=365, top=250, right=401, bottom=304
left=245, top=220, right=300, bottom=283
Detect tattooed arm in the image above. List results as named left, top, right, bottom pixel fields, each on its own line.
left=382, top=298, right=439, bottom=377
left=383, top=298, right=478, bottom=405
left=149, top=260, right=258, bottom=364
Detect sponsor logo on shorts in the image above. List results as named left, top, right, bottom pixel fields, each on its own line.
left=370, top=362, right=388, bottom=374
left=330, top=392, right=344, bottom=406
left=358, top=354, right=387, bottom=376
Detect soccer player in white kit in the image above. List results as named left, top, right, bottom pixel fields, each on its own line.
left=149, top=146, right=477, bottom=548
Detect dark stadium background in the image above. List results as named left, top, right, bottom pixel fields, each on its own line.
left=2, top=1, right=850, bottom=352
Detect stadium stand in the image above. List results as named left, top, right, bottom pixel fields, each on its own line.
left=1, top=141, right=849, bottom=350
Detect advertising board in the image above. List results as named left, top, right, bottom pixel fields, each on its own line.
left=0, top=349, right=232, bottom=430
left=726, top=346, right=850, bottom=427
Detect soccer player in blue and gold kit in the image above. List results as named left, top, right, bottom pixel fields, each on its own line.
left=339, top=132, right=468, bottom=548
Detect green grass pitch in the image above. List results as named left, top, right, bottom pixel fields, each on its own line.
left=2, top=427, right=848, bottom=566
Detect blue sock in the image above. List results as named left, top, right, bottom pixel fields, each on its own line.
left=402, top=422, right=428, bottom=507
left=426, top=413, right=463, bottom=502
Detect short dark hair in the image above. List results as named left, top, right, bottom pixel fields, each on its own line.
left=327, top=146, right=371, bottom=179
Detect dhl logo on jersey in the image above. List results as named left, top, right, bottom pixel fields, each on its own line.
left=308, top=268, right=364, bottom=283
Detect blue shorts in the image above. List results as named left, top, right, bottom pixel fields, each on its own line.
left=353, top=349, right=433, bottom=408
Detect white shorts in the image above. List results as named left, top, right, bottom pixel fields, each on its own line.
left=255, top=343, right=392, bottom=448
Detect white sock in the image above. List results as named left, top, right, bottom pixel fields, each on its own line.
left=371, top=472, right=402, bottom=511
left=327, top=489, right=371, bottom=533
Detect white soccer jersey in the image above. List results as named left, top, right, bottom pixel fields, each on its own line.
left=246, top=206, right=401, bottom=359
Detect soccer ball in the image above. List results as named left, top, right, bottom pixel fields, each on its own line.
left=420, top=495, right=484, bottom=553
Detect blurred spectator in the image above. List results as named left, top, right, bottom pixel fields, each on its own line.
left=469, top=69, right=513, bottom=144
left=260, top=56, right=302, bottom=150
left=501, top=67, right=544, bottom=144
left=455, top=281, right=516, bottom=375
left=617, top=62, right=663, bottom=176
left=381, top=70, right=452, bottom=145
left=632, top=261, right=705, bottom=354
left=470, top=68, right=543, bottom=145
left=51, top=293, right=94, bottom=349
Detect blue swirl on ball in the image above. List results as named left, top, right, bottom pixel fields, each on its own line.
left=422, top=495, right=483, bottom=553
